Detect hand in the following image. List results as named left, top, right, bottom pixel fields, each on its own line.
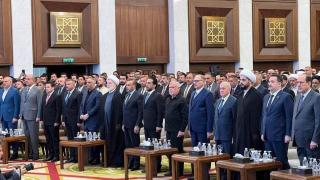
left=54, top=123, right=59, bottom=127
left=134, top=126, right=140, bottom=134
left=212, top=136, right=216, bottom=144
left=261, top=134, right=265, bottom=142
left=177, top=131, right=184, bottom=138
left=310, top=141, right=318, bottom=150
left=207, top=132, right=213, bottom=139
left=36, top=118, right=40, bottom=122
left=62, top=122, right=65, bottom=127
left=122, top=125, right=125, bottom=132
left=156, top=127, right=162, bottom=132
left=284, top=135, right=291, bottom=144
left=77, top=123, right=81, bottom=127
left=12, top=118, right=18, bottom=123
left=83, top=114, right=89, bottom=121
left=80, top=115, right=84, bottom=120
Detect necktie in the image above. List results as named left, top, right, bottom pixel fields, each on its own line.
left=207, top=84, right=211, bottom=91
left=297, top=95, right=304, bottom=110
left=193, top=92, right=198, bottom=99
left=184, top=85, right=190, bottom=98
left=46, top=93, right=51, bottom=104
left=218, top=99, right=224, bottom=111
left=267, top=95, right=274, bottom=108
left=24, top=87, right=30, bottom=102
left=65, top=91, right=71, bottom=104
left=141, top=88, right=145, bottom=95
left=125, top=93, right=132, bottom=104
left=145, top=92, right=151, bottom=104
left=161, top=86, right=166, bottom=95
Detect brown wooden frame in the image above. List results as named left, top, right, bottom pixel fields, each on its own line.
left=32, top=0, right=99, bottom=65
left=311, top=1, right=320, bottom=61
left=189, top=0, right=239, bottom=63
left=0, top=0, right=13, bottom=65
left=253, top=1, right=298, bottom=61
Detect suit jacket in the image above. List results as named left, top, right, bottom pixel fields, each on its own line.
left=256, top=85, right=269, bottom=98
left=180, top=84, right=195, bottom=104
left=116, top=85, right=128, bottom=99
left=80, top=89, right=101, bottom=130
left=206, top=82, right=217, bottom=93
left=188, top=88, right=214, bottom=133
left=261, top=91, right=293, bottom=141
left=292, top=90, right=320, bottom=147
left=40, top=91, right=62, bottom=126
left=20, top=85, right=42, bottom=120
left=122, top=90, right=143, bottom=129
left=156, top=85, right=170, bottom=99
left=137, top=87, right=147, bottom=95
left=231, top=85, right=243, bottom=99
left=283, top=86, right=295, bottom=100
left=139, top=91, right=164, bottom=130
left=61, top=89, right=82, bottom=124
left=0, top=87, right=20, bottom=121
left=214, top=95, right=237, bottom=141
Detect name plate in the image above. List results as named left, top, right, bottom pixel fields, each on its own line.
left=292, top=167, right=312, bottom=175
left=189, top=151, right=205, bottom=156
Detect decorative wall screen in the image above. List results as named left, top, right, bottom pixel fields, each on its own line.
left=202, top=16, right=226, bottom=47
left=50, top=12, right=82, bottom=47
left=264, top=18, right=286, bottom=47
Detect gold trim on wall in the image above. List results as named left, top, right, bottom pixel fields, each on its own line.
left=264, top=18, right=286, bottom=47
left=202, top=16, right=227, bottom=47
left=50, top=12, right=82, bottom=47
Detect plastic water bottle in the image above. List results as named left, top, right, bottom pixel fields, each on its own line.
left=207, top=143, right=212, bottom=154
left=309, top=158, right=314, bottom=168
left=88, top=132, right=93, bottom=141
left=84, top=132, right=88, bottom=140
left=5, top=128, right=8, bottom=134
left=303, top=157, right=309, bottom=167
left=244, top=148, right=249, bottom=158
left=93, top=132, right=97, bottom=140
left=201, top=143, right=207, bottom=151
left=263, top=151, right=268, bottom=160
left=197, top=142, right=202, bottom=150
left=9, top=129, right=13, bottom=136
left=167, top=140, right=171, bottom=148
left=77, top=132, right=80, bottom=137
left=312, top=159, right=317, bottom=169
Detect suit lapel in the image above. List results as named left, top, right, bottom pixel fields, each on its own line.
left=268, top=92, right=281, bottom=112
left=296, top=91, right=314, bottom=117
left=66, top=90, right=76, bottom=106
left=145, top=91, right=155, bottom=105
left=191, top=89, right=204, bottom=109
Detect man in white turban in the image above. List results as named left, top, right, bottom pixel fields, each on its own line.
left=233, top=69, right=264, bottom=156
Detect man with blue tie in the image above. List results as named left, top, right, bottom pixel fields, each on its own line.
left=261, top=74, right=293, bottom=169
left=214, top=81, right=236, bottom=155
left=0, top=77, right=20, bottom=160
left=292, top=74, right=320, bottom=164
left=188, top=74, right=214, bottom=146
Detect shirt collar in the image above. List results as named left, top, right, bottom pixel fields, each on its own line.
left=196, top=87, right=204, bottom=94
left=270, top=89, right=281, bottom=97
left=302, top=88, right=312, bottom=98
left=222, top=94, right=230, bottom=102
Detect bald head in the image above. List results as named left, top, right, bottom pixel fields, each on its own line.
left=219, top=81, right=231, bottom=97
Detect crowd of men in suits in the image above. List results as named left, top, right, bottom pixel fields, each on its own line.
left=0, top=66, right=320, bottom=176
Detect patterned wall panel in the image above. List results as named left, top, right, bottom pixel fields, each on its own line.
left=0, top=0, right=12, bottom=65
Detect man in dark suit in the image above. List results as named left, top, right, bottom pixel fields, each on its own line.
left=228, top=75, right=242, bottom=99
left=156, top=73, right=170, bottom=99
left=214, top=81, right=237, bottom=155
left=40, top=81, right=61, bottom=162
left=117, top=75, right=127, bottom=99
left=122, top=79, right=143, bottom=170
left=204, top=72, right=217, bottom=93
left=77, top=75, right=87, bottom=93
left=281, top=74, right=295, bottom=99
left=254, top=72, right=269, bottom=98
left=0, top=77, right=20, bottom=160
left=292, top=74, right=320, bottom=164
left=188, top=74, right=214, bottom=146
left=61, top=79, right=82, bottom=163
left=261, top=74, right=293, bottom=169
left=79, top=77, right=101, bottom=165
left=164, top=80, right=188, bottom=176
left=137, top=76, right=164, bottom=172
left=137, top=76, right=147, bottom=95
left=56, top=77, right=66, bottom=96
left=20, top=75, right=42, bottom=160
left=180, top=72, right=195, bottom=105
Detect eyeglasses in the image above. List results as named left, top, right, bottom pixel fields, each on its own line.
left=193, top=80, right=203, bottom=83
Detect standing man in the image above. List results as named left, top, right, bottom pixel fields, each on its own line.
left=261, top=74, right=293, bottom=169
left=40, top=81, right=61, bottom=162
left=56, top=77, right=66, bottom=96
left=122, top=79, right=143, bottom=170
left=117, top=75, right=127, bottom=98
left=180, top=72, right=195, bottom=105
left=61, top=79, right=82, bottom=163
left=214, top=82, right=237, bottom=155
left=233, top=70, right=263, bottom=155
left=137, top=76, right=164, bottom=172
left=20, top=75, right=42, bottom=160
left=99, top=75, right=125, bottom=167
left=0, top=77, right=20, bottom=160
left=97, top=76, right=109, bottom=95
left=156, top=73, right=170, bottom=99
left=188, top=74, right=214, bottom=146
left=77, top=75, right=87, bottom=93
left=292, top=74, right=320, bottom=164
left=204, top=72, right=217, bottom=93
left=137, top=76, right=147, bottom=95
left=164, top=80, right=188, bottom=176
left=80, top=77, right=101, bottom=165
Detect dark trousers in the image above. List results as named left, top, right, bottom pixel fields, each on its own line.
left=44, top=124, right=59, bottom=158
left=1, top=119, right=18, bottom=156
left=84, top=125, right=100, bottom=162
left=166, top=131, right=184, bottom=175
left=124, top=127, right=140, bottom=168
left=265, top=140, right=290, bottom=169
left=190, top=131, right=208, bottom=147
left=144, top=128, right=161, bottom=171
left=216, top=140, right=232, bottom=155
left=65, top=121, right=79, bottom=160
left=297, top=145, right=320, bottom=165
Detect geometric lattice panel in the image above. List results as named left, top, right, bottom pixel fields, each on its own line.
left=264, top=18, right=286, bottom=47
left=50, top=12, right=82, bottom=47
left=202, top=16, right=227, bottom=47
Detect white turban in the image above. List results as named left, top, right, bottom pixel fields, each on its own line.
left=240, top=69, right=256, bottom=84
left=107, top=75, right=119, bottom=86
left=288, top=74, right=298, bottom=80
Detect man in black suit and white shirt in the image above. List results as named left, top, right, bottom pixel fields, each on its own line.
left=180, top=72, right=195, bottom=104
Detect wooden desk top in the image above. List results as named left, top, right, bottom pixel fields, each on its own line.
left=217, top=159, right=282, bottom=171
left=124, top=147, right=178, bottom=156
left=60, top=140, right=105, bottom=147
left=172, top=153, right=230, bottom=163
left=271, top=170, right=320, bottom=180
left=0, top=136, right=26, bottom=142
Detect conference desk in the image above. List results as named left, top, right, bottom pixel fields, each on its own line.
left=271, top=169, right=320, bottom=180
left=1, top=136, right=28, bottom=164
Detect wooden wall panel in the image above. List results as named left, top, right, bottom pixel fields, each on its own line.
left=0, top=0, right=12, bottom=65
left=253, top=1, right=298, bottom=61
left=253, top=62, right=293, bottom=72
left=32, top=0, right=99, bottom=65
left=117, top=64, right=164, bottom=75
left=116, top=0, right=169, bottom=64
left=189, top=0, right=239, bottom=63
left=311, top=1, right=320, bottom=61
left=189, top=63, right=235, bottom=74
left=0, top=66, right=10, bottom=76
